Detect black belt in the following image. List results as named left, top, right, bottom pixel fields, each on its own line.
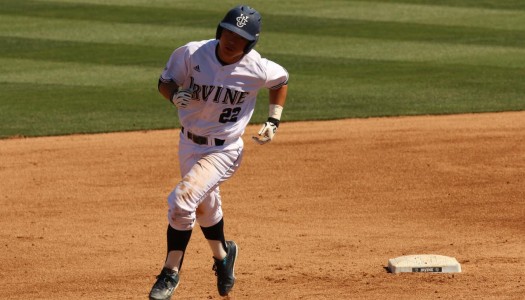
left=181, top=127, right=225, bottom=146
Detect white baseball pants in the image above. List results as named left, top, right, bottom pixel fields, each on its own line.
left=167, top=132, right=243, bottom=230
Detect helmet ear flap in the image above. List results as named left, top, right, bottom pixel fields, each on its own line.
left=216, top=25, right=223, bottom=40
left=244, top=37, right=258, bottom=54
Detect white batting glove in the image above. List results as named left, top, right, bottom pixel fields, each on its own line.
left=170, top=89, right=193, bottom=109
left=252, top=118, right=279, bottom=145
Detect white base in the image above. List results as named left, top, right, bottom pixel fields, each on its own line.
left=388, top=254, right=461, bottom=274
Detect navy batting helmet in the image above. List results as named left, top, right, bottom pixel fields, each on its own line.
left=216, top=5, right=262, bottom=54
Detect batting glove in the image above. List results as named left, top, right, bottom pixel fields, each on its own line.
left=252, top=118, right=279, bottom=145
left=170, top=89, right=193, bottom=109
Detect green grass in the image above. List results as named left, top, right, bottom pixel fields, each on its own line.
left=1, top=0, right=524, bottom=138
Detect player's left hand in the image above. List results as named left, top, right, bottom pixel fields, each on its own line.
left=252, top=120, right=278, bottom=145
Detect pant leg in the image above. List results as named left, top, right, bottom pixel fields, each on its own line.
left=167, top=137, right=243, bottom=230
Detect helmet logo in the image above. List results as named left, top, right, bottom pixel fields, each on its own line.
left=236, top=14, right=249, bottom=27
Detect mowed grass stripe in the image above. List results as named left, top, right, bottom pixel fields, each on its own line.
left=0, top=57, right=159, bottom=87
left=0, top=15, right=212, bottom=47
left=0, top=37, right=169, bottom=68
left=269, top=1, right=525, bottom=31
left=2, top=1, right=525, bottom=47
left=277, top=54, right=525, bottom=115
left=2, top=34, right=525, bottom=70
left=0, top=1, right=225, bottom=26
left=2, top=51, right=523, bottom=89
left=262, top=33, right=525, bottom=68
left=37, top=0, right=227, bottom=9
left=364, top=0, right=525, bottom=11
left=265, top=17, right=525, bottom=48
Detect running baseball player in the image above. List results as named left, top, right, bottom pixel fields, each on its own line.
left=148, top=5, right=289, bottom=300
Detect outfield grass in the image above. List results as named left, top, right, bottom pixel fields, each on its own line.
left=1, top=0, right=524, bottom=138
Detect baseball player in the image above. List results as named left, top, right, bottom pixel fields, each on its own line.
left=148, top=5, right=289, bottom=300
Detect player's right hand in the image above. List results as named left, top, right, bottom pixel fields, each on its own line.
left=171, top=89, right=193, bottom=109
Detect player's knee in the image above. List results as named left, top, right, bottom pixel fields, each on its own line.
left=167, top=208, right=195, bottom=230
left=193, top=189, right=223, bottom=227
left=167, top=187, right=197, bottom=230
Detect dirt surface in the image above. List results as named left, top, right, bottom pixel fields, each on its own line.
left=1, top=112, right=524, bottom=299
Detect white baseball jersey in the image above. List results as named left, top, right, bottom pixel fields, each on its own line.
left=160, top=39, right=288, bottom=141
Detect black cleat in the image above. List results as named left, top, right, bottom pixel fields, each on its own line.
left=149, top=268, right=179, bottom=300
left=212, top=241, right=238, bottom=296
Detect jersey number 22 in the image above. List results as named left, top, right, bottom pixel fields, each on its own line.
left=219, top=107, right=241, bottom=123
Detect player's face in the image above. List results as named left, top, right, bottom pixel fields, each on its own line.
left=218, top=29, right=250, bottom=64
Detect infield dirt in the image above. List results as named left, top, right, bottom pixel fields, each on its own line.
left=1, top=112, right=524, bottom=299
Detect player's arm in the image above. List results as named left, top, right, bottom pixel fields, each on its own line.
left=267, top=84, right=287, bottom=127
left=252, top=84, right=288, bottom=145
left=158, top=79, right=192, bottom=109
left=158, top=80, right=179, bottom=101
left=269, top=84, right=287, bottom=107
